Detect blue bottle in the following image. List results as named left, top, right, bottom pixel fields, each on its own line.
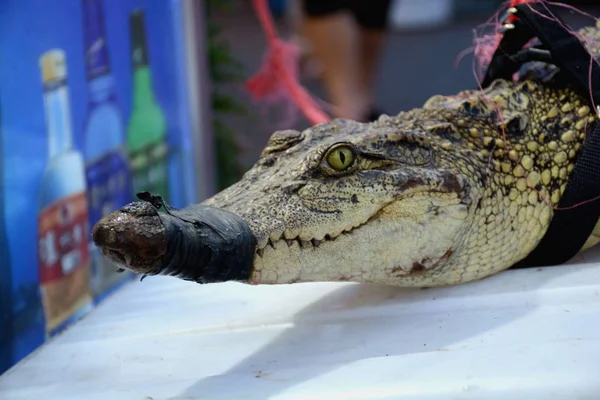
left=82, top=0, right=133, bottom=300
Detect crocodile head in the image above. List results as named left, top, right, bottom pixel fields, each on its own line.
left=200, top=113, right=484, bottom=286
left=94, top=113, right=481, bottom=287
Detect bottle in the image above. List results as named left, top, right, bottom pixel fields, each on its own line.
left=82, top=0, right=133, bottom=299
left=126, top=9, right=169, bottom=202
left=37, top=50, right=93, bottom=335
left=0, top=96, right=14, bottom=373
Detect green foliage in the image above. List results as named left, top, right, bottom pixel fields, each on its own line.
left=206, top=0, right=236, bottom=12
left=206, top=0, right=247, bottom=190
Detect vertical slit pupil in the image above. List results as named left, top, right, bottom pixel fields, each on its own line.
left=339, top=151, right=346, bottom=164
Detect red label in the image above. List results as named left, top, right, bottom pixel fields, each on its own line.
left=38, top=192, right=90, bottom=283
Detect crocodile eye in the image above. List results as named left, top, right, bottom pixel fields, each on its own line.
left=326, top=145, right=355, bottom=171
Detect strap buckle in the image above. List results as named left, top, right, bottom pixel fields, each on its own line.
left=497, top=6, right=518, bottom=33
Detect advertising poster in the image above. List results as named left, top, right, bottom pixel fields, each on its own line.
left=0, top=0, right=199, bottom=373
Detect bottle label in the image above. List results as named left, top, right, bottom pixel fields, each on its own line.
left=130, top=141, right=169, bottom=201
left=38, top=192, right=89, bottom=283
left=38, top=191, right=92, bottom=333
left=85, top=148, right=132, bottom=225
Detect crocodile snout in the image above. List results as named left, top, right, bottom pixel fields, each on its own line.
left=92, top=201, right=168, bottom=275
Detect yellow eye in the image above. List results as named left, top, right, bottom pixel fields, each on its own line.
left=326, top=145, right=355, bottom=171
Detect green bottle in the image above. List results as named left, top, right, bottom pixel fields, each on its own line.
left=126, top=9, right=169, bottom=202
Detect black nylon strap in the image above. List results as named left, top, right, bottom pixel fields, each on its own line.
left=514, top=121, right=600, bottom=268
left=515, top=5, right=600, bottom=105
left=481, top=3, right=600, bottom=268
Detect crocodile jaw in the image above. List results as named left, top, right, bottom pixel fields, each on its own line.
left=248, top=193, right=470, bottom=286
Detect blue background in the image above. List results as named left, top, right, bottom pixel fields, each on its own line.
left=0, top=0, right=197, bottom=373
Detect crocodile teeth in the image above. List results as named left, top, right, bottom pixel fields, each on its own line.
left=257, top=248, right=265, bottom=257
left=259, top=217, right=373, bottom=253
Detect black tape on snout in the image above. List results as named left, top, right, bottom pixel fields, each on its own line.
left=137, top=192, right=257, bottom=283
left=482, top=4, right=600, bottom=268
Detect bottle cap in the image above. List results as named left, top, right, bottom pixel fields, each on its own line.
left=39, top=50, right=67, bottom=83
left=130, top=9, right=149, bottom=66
left=83, top=0, right=111, bottom=79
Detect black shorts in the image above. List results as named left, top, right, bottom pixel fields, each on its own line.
left=301, top=0, right=392, bottom=30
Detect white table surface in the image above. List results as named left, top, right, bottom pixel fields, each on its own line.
left=2, top=246, right=600, bottom=400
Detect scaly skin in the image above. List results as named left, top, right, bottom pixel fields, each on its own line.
left=94, top=22, right=600, bottom=288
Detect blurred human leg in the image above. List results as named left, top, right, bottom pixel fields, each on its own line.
left=301, top=0, right=368, bottom=120
left=287, top=0, right=323, bottom=79
left=353, top=0, right=392, bottom=120
left=300, top=0, right=391, bottom=121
